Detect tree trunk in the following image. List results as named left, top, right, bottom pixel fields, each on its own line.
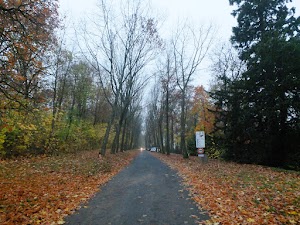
left=180, top=90, right=188, bottom=158
left=159, top=111, right=165, bottom=153
left=111, top=124, right=120, bottom=154
left=171, top=114, right=174, bottom=153
left=120, top=120, right=127, bottom=152
left=165, top=86, right=170, bottom=155
left=100, top=105, right=116, bottom=156
left=124, top=122, right=130, bottom=150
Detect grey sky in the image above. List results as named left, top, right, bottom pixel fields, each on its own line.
left=59, top=0, right=300, bottom=39
left=58, top=0, right=300, bottom=87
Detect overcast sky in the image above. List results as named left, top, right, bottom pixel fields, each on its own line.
left=58, top=0, right=300, bottom=87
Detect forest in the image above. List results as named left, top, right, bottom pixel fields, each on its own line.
left=0, top=0, right=299, bottom=170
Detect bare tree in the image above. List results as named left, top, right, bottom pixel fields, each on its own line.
left=156, top=46, right=177, bottom=154
left=145, top=81, right=162, bottom=149
left=83, top=0, right=160, bottom=156
left=172, top=23, right=214, bottom=158
left=209, top=42, right=245, bottom=137
left=49, top=28, right=74, bottom=143
left=210, top=43, right=245, bottom=90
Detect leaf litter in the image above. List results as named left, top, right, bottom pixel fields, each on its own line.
left=153, top=153, right=300, bottom=225
left=0, top=150, right=138, bottom=224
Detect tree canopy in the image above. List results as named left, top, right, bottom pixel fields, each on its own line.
left=211, top=0, right=300, bottom=168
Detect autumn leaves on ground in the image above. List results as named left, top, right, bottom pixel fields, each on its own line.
left=154, top=153, right=300, bottom=225
left=0, top=150, right=138, bottom=224
left=1, top=150, right=299, bottom=225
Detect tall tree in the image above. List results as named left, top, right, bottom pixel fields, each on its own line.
left=0, top=0, right=59, bottom=108
left=210, top=43, right=245, bottom=158
left=172, top=24, right=214, bottom=158
left=191, top=86, right=215, bottom=134
left=159, top=49, right=176, bottom=155
left=49, top=46, right=74, bottom=146
left=228, top=0, right=300, bottom=167
left=83, top=0, right=160, bottom=156
left=145, top=81, right=162, bottom=150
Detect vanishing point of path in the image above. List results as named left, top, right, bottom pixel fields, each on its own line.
left=65, top=150, right=209, bottom=225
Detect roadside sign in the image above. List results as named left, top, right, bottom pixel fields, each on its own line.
left=197, top=148, right=204, bottom=154
left=195, top=131, right=205, bottom=148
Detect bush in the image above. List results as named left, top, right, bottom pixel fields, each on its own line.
left=0, top=108, right=109, bottom=158
left=205, top=135, right=223, bottom=159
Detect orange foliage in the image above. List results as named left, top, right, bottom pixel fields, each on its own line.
left=0, top=0, right=59, bottom=103
left=191, top=86, right=215, bottom=134
left=154, top=153, right=300, bottom=225
left=0, top=150, right=139, bottom=224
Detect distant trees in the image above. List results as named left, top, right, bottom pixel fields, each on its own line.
left=1, top=0, right=218, bottom=158
left=159, top=49, right=177, bottom=155
left=145, top=80, right=216, bottom=156
left=1, top=0, right=298, bottom=170
left=210, top=0, right=300, bottom=169
left=144, top=21, right=215, bottom=158
left=0, top=0, right=113, bottom=157
left=82, top=0, right=161, bottom=156
left=145, top=81, right=163, bottom=152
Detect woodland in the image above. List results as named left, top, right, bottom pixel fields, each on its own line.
left=0, top=0, right=300, bottom=224
left=1, top=0, right=298, bottom=169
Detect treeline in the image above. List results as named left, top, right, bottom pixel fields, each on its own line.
left=145, top=0, right=300, bottom=170
left=145, top=83, right=217, bottom=156
left=212, top=0, right=300, bottom=169
left=1, top=0, right=299, bottom=169
left=0, top=0, right=154, bottom=157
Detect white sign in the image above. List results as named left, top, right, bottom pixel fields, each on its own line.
left=195, top=131, right=205, bottom=148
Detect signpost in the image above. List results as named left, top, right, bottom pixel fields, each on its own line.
left=197, top=148, right=204, bottom=154
left=195, top=131, right=207, bottom=162
left=195, top=131, right=205, bottom=148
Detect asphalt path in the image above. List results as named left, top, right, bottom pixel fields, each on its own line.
left=65, top=150, right=209, bottom=225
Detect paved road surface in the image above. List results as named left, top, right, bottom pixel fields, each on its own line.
left=65, top=150, right=209, bottom=225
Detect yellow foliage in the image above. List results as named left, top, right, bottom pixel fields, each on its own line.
left=0, top=104, right=109, bottom=157
left=0, top=128, right=7, bottom=156
left=0, top=107, right=53, bottom=157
